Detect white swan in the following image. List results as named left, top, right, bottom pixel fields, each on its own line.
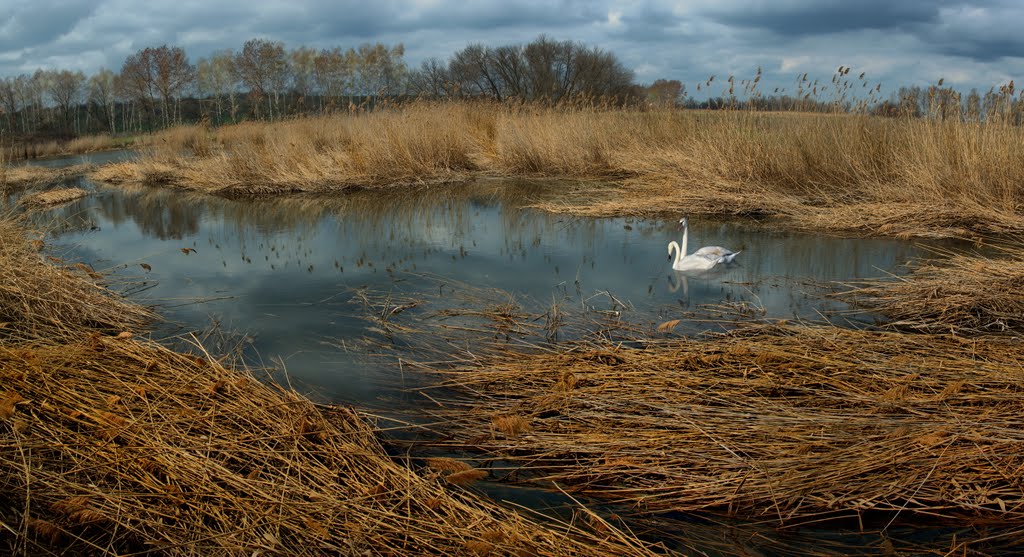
left=667, top=217, right=740, bottom=272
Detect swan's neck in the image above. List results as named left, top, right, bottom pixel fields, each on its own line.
left=681, top=223, right=689, bottom=256
left=668, top=241, right=682, bottom=266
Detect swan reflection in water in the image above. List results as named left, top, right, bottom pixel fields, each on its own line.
left=666, top=266, right=733, bottom=299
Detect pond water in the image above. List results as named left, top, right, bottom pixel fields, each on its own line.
left=26, top=178, right=932, bottom=403
left=17, top=173, right=970, bottom=554
left=15, top=148, right=137, bottom=168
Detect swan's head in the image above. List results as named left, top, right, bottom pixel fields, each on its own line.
left=678, top=217, right=688, bottom=229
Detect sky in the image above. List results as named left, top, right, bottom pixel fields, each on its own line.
left=1, top=0, right=1022, bottom=100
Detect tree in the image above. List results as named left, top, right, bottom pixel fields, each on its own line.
left=446, top=36, right=637, bottom=103
left=406, top=58, right=454, bottom=98
left=352, top=42, right=407, bottom=104
left=48, top=70, right=86, bottom=134
left=235, top=38, right=288, bottom=120
left=87, top=68, right=118, bottom=134
left=289, top=46, right=317, bottom=113
left=197, top=50, right=239, bottom=124
left=313, top=47, right=354, bottom=111
left=119, top=46, right=193, bottom=129
left=646, top=79, right=684, bottom=108
left=151, top=45, right=194, bottom=126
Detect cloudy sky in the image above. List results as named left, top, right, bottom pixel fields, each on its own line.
left=1, top=0, right=1022, bottom=99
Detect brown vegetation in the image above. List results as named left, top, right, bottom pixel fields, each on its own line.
left=839, top=241, right=1024, bottom=334
left=0, top=164, right=92, bottom=191
left=91, top=103, right=1024, bottom=238
left=18, top=187, right=89, bottom=207
left=0, top=214, right=660, bottom=555
left=410, top=323, right=1024, bottom=534
left=0, top=215, right=153, bottom=342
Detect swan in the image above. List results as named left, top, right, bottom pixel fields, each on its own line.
left=667, top=217, right=740, bottom=272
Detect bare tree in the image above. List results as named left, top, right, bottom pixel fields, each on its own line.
left=289, top=46, right=317, bottom=113
left=120, top=48, right=160, bottom=128
left=151, top=46, right=194, bottom=126
left=446, top=36, right=636, bottom=104
left=450, top=44, right=503, bottom=100
left=88, top=68, right=118, bottom=134
left=646, top=79, right=684, bottom=108
left=49, top=70, right=86, bottom=134
left=235, top=38, right=288, bottom=120
left=0, top=77, right=19, bottom=133
left=406, top=58, right=454, bottom=98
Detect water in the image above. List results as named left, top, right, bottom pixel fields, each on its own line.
left=23, top=175, right=966, bottom=554
left=14, top=148, right=137, bottom=168
left=29, top=179, right=933, bottom=401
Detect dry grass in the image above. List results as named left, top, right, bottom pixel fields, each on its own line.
left=90, top=103, right=1024, bottom=237
left=3, top=133, right=137, bottom=163
left=839, top=240, right=1024, bottom=334
left=0, top=215, right=154, bottom=342
left=18, top=187, right=89, bottom=208
left=0, top=338, right=659, bottom=556
left=0, top=164, right=92, bottom=191
left=409, top=323, right=1024, bottom=534
left=0, top=213, right=662, bottom=556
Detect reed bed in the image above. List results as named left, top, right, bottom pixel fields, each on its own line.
left=839, top=241, right=1024, bottom=334
left=1, top=164, right=91, bottom=192
left=0, top=215, right=153, bottom=343
left=3, top=133, right=135, bottom=163
left=90, top=103, right=1024, bottom=237
left=403, top=323, right=1024, bottom=533
left=0, top=214, right=662, bottom=556
left=17, top=187, right=89, bottom=208
left=0, top=337, right=661, bottom=556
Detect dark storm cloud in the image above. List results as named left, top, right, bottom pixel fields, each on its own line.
left=0, top=0, right=96, bottom=50
left=0, top=0, right=1022, bottom=97
left=704, top=0, right=946, bottom=37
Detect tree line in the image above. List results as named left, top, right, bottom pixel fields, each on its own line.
left=0, top=36, right=669, bottom=142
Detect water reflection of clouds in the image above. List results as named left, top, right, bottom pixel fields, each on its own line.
left=49, top=181, right=938, bottom=403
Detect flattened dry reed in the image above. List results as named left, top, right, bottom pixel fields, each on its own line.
left=415, top=324, right=1024, bottom=530
left=0, top=214, right=661, bottom=556
left=840, top=241, right=1024, bottom=334
left=0, top=338, right=659, bottom=556
left=0, top=215, right=154, bottom=342
left=18, top=187, right=89, bottom=208
left=1, top=165, right=91, bottom=191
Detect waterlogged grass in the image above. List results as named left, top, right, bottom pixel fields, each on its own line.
left=90, top=102, right=1024, bottom=238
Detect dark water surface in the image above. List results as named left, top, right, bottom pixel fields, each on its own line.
left=16, top=148, right=137, bottom=168
left=21, top=175, right=975, bottom=555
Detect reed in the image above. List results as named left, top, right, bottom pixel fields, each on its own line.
left=839, top=240, right=1024, bottom=334
left=0, top=214, right=154, bottom=342
left=0, top=164, right=91, bottom=192
left=408, top=322, right=1024, bottom=535
left=18, top=187, right=89, bottom=207
left=90, top=103, right=1024, bottom=237
left=0, top=213, right=661, bottom=556
left=0, top=338, right=661, bottom=556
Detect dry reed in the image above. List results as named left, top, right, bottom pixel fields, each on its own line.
left=1, top=165, right=92, bottom=191
left=0, top=213, right=662, bottom=556
left=839, top=241, right=1024, bottom=334
left=90, top=103, right=1024, bottom=238
left=0, top=215, right=154, bottom=342
left=18, top=187, right=89, bottom=208
left=403, top=323, right=1024, bottom=534
left=0, top=338, right=660, bottom=556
